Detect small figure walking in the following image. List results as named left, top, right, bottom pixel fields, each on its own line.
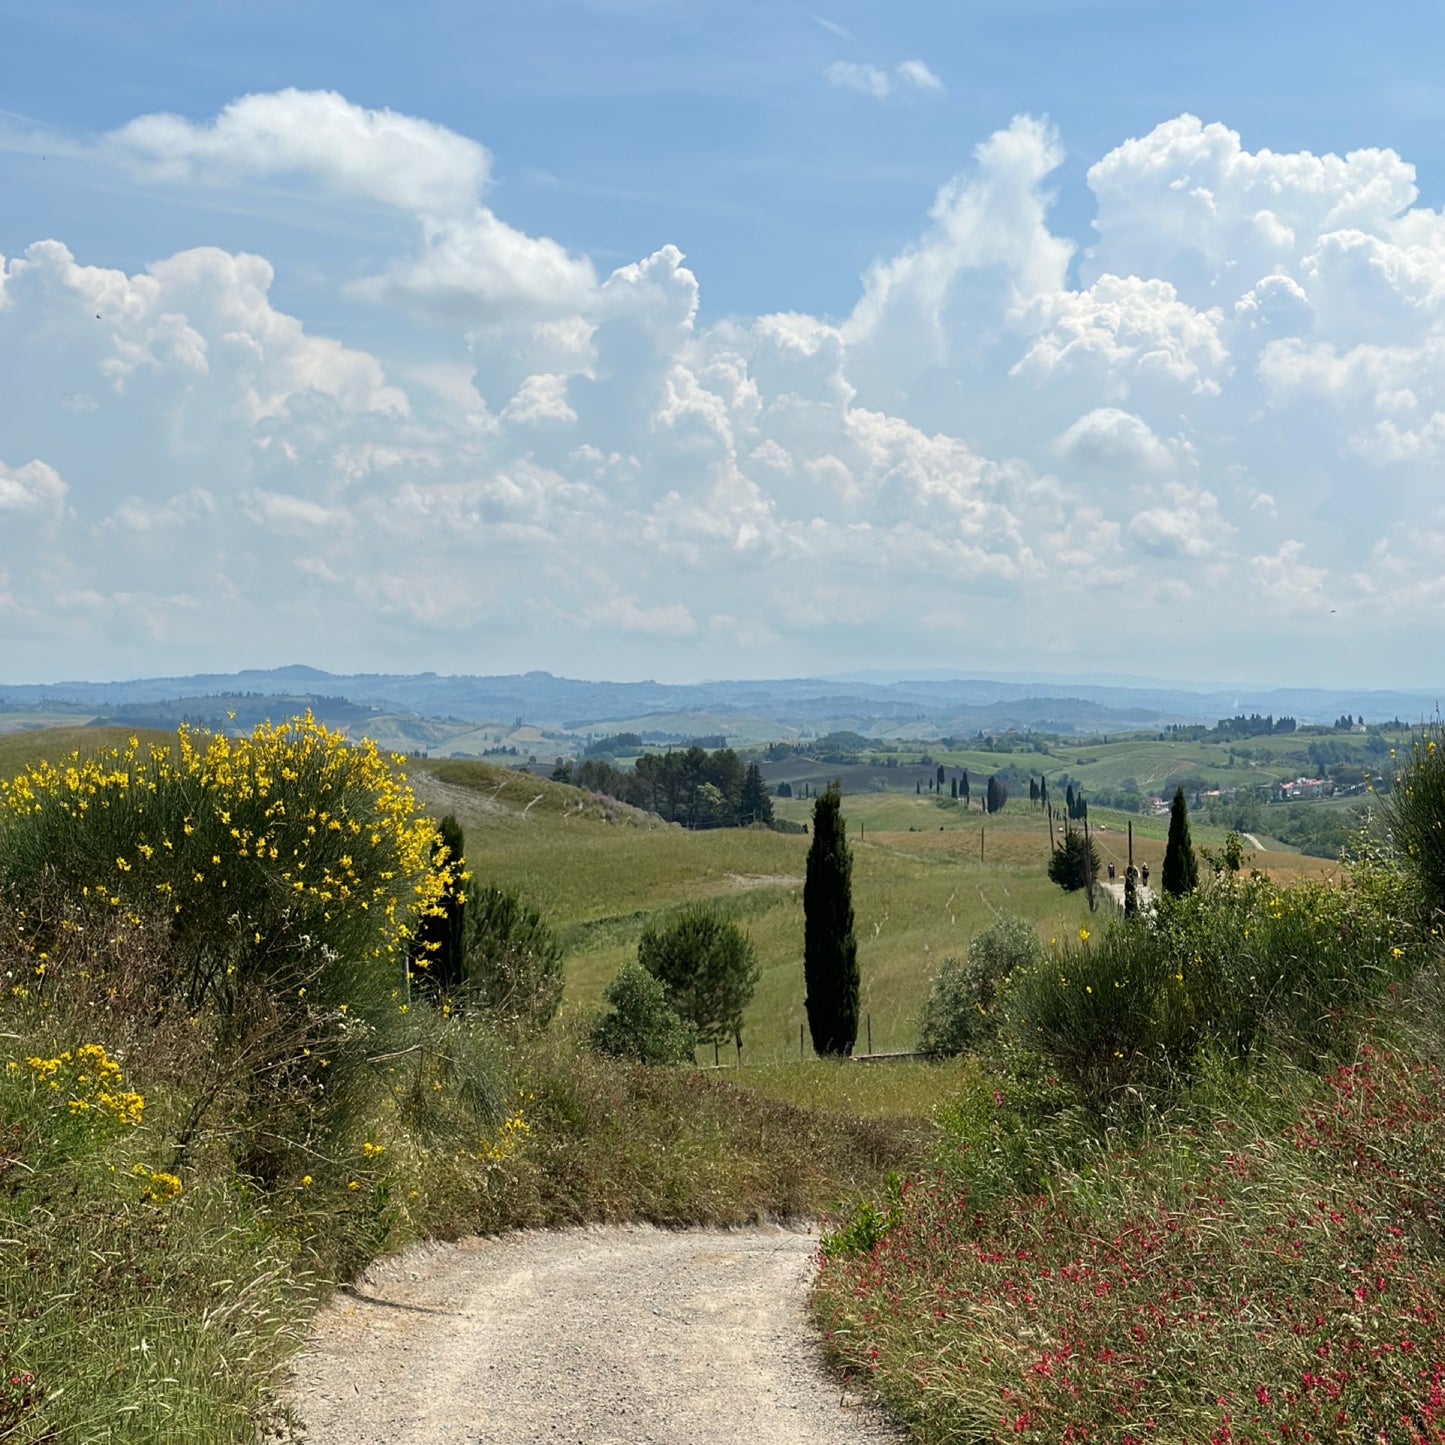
left=1141, top=864, right=1150, bottom=889
left=1107, top=862, right=1116, bottom=881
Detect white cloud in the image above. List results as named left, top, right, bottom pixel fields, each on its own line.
left=106, top=88, right=491, bottom=219
left=3, top=240, right=408, bottom=425
left=1127, top=484, right=1231, bottom=557
left=844, top=115, right=1075, bottom=395
left=8, top=96, right=1445, bottom=681
left=103, top=488, right=216, bottom=533
left=107, top=91, right=595, bottom=323
left=502, top=373, right=578, bottom=426
left=1054, top=408, right=1177, bottom=473
left=582, top=594, right=697, bottom=636
left=896, top=60, right=943, bottom=93
left=1251, top=540, right=1329, bottom=613
left=242, top=490, right=352, bottom=535
left=812, top=15, right=857, bottom=42
left=825, top=62, right=892, bottom=99
left=0, top=458, right=67, bottom=517
left=1014, top=274, right=1228, bottom=393
left=1085, top=114, right=1419, bottom=306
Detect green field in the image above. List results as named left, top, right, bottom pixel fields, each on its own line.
left=0, top=726, right=1359, bottom=1068
left=410, top=758, right=1337, bottom=1065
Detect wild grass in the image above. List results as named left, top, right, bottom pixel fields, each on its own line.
left=815, top=1039, right=1445, bottom=1444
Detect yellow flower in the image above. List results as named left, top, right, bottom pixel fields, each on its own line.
left=1078, top=926, right=1090, bottom=943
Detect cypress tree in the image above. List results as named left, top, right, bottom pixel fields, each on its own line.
left=1048, top=825, right=1101, bottom=893
left=1161, top=787, right=1200, bottom=897
left=986, top=774, right=1007, bottom=814
left=960, top=772, right=970, bottom=807
left=803, top=782, right=859, bottom=1057
left=950, top=777, right=958, bottom=799
left=1065, top=782, right=1076, bottom=818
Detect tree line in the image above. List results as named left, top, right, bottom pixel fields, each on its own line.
left=551, top=746, right=775, bottom=829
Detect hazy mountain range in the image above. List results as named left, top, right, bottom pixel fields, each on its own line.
left=0, top=666, right=1439, bottom=741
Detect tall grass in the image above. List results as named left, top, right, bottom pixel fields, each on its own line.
left=815, top=1041, right=1445, bottom=1444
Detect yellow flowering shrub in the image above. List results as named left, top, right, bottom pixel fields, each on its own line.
left=15, top=1043, right=144, bottom=1127
left=131, top=1163, right=183, bottom=1202
left=477, top=1100, right=530, bottom=1166
left=3, top=1043, right=145, bottom=1170
left=0, top=714, right=449, bottom=1017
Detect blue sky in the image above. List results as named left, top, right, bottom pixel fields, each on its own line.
left=2, top=1, right=1444, bottom=688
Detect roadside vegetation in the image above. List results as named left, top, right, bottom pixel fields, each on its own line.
left=3, top=713, right=1443, bottom=1442
left=0, top=721, right=919, bottom=1443
left=813, top=723, right=1445, bottom=1444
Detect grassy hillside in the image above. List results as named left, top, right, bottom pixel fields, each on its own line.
left=0, top=727, right=1357, bottom=1065
left=406, top=757, right=1338, bottom=1063
left=0, top=724, right=175, bottom=779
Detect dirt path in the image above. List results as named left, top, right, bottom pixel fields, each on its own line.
left=286, top=1224, right=905, bottom=1444
left=1098, top=877, right=1154, bottom=913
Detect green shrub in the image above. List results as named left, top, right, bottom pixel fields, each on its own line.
left=637, top=906, right=761, bottom=1048
left=1008, top=925, right=1174, bottom=1108
left=1383, top=721, right=1445, bottom=919
left=931, top=1050, right=1091, bottom=1211
left=461, top=884, right=564, bottom=1031
left=1154, top=871, right=1416, bottom=1066
left=0, top=717, right=445, bottom=1025
left=0, top=718, right=451, bottom=1191
left=819, top=1170, right=903, bottom=1259
left=587, top=961, right=696, bottom=1065
left=917, top=912, right=1042, bottom=1058
left=1009, top=873, right=1419, bottom=1111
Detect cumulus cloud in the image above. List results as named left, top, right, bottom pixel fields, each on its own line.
left=844, top=114, right=1074, bottom=394
left=106, top=88, right=491, bottom=218
left=1054, top=408, right=1178, bottom=473
left=0, top=458, right=68, bottom=517
left=1014, top=275, right=1228, bottom=394
left=6, top=93, right=1445, bottom=681
left=1127, top=483, right=1231, bottom=557
left=106, top=91, right=595, bottom=322
left=501, top=373, right=578, bottom=426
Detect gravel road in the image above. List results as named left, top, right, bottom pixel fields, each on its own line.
left=287, top=1224, right=905, bottom=1444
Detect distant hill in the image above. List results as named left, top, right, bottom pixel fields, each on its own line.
left=0, top=666, right=1438, bottom=740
